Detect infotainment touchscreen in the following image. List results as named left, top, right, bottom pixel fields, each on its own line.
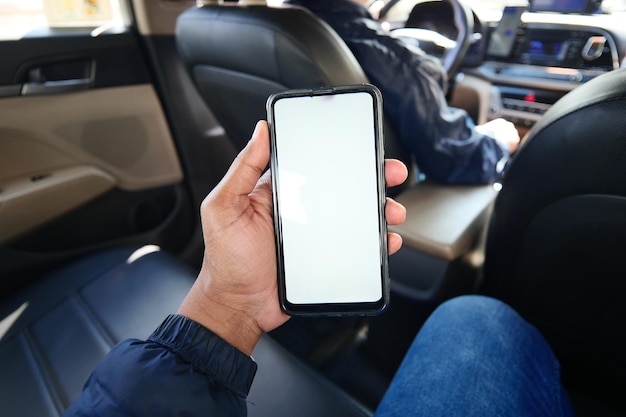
left=530, top=0, right=597, bottom=13
left=487, top=6, right=526, bottom=58
left=525, top=39, right=568, bottom=61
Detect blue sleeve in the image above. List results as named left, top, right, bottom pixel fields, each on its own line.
left=339, top=20, right=510, bottom=184
left=62, top=315, right=257, bottom=417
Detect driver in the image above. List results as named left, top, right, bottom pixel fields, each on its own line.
left=286, top=0, right=521, bottom=185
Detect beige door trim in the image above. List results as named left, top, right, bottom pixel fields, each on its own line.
left=0, top=84, right=183, bottom=191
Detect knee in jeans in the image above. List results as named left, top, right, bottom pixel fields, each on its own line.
left=431, top=295, right=523, bottom=332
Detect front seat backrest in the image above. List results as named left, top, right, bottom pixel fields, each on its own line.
left=480, top=68, right=626, bottom=414
left=175, top=3, right=412, bottom=191
left=176, top=4, right=368, bottom=149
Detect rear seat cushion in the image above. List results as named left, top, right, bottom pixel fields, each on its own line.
left=0, top=246, right=372, bottom=417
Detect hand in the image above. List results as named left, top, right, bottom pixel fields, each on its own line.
left=177, top=121, right=408, bottom=355
left=476, top=118, right=521, bottom=154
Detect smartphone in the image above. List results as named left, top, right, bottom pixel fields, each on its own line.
left=487, top=6, right=526, bottom=58
left=267, top=84, right=389, bottom=316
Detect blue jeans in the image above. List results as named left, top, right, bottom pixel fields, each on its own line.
left=374, top=295, right=575, bottom=417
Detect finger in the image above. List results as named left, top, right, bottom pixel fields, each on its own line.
left=388, top=232, right=403, bottom=255
left=257, top=169, right=272, bottom=190
left=385, top=159, right=408, bottom=188
left=219, top=121, right=270, bottom=198
left=385, top=197, right=406, bottom=226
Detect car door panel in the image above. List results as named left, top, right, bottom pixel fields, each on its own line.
left=0, top=31, right=149, bottom=90
left=0, top=85, right=183, bottom=191
left=0, top=27, right=192, bottom=294
left=0, top=165, right=115, bottom=244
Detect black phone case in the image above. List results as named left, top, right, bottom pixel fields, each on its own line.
left=266, top=83, right=389, bottom=317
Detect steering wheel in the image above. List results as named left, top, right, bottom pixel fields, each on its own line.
left=386, top=0, right=474, bottom=80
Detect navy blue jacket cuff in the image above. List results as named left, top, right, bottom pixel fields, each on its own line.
left=149, top=314, right=258, bottom=397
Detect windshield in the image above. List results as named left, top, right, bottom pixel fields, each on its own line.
left=463, top=0, right=626, bottom=14
left=378, top=0, right=626, bottom=21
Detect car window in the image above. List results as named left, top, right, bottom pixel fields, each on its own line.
left=381, top=0, right=626, bottom=23
left=463, top=0, right=527, bottom=20
left=0, top=0, right=126, bottom=40
left=464, top=0, right=626, bottom=16
left=602, top=0, right=626, bottom=12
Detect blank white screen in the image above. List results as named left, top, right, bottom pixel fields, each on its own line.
left=273, top=92, right=383, bottom=304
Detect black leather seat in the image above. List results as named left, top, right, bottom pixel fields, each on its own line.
left=0, top=246, right=371, bottom=416
left=479, top=68, right=626, bottom=416
left=175, top=2, right=412, bottom=196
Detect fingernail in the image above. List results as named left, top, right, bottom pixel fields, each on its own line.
left=251, top=121, right=262, bottom=139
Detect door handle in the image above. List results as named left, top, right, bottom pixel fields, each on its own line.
left=21, top=78, right=91, bottom=95
left=19, top=59, right=94, bottom=96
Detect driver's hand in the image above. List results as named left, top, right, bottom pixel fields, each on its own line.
left=476, top=118, right=521, bottom=154
left=177, top=121, right=408, bottom=355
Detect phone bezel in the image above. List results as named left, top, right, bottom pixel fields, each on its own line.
left=266, top=84, right=389, bottom=317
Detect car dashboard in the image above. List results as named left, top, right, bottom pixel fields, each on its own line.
left=473, top=11, right=625, bottom=129
left=381, top=0, right=626, bottom=132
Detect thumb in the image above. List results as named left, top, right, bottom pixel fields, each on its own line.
left=219, top=121, right=270, bottom=198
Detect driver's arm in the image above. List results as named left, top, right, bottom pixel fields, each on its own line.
left=347, top=26, right=513, bottom=184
